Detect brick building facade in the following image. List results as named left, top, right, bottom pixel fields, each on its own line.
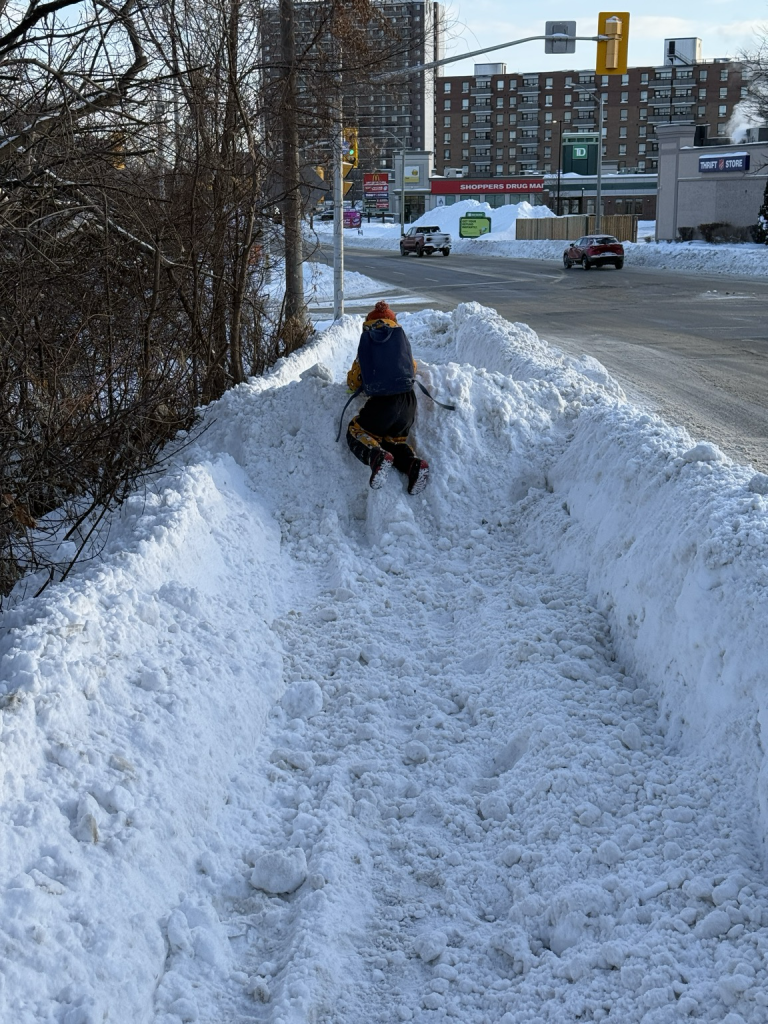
left=436, top=56, right=744, bottom=214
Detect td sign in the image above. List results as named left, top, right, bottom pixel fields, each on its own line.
left=562, top=132, right=599, bottom=175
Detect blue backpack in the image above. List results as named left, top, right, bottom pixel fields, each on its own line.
left=357, top=324, right=415, bottom=396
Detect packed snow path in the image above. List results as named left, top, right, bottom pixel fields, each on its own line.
left=3, top=302, right=768, bottom=1024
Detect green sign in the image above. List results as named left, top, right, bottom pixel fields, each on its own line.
left=459, top=215, right=492, bottom=238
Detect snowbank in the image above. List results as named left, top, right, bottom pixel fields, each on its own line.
left=312, top=201, right=768, bottom=275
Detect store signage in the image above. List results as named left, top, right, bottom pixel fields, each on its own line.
left=431, top=178, right=544, bottom=194
left=698, top=154, right=750, bottom=173
left=363, top=172, right=389, bottom=199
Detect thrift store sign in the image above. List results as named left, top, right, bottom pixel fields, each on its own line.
left=698, top=154, right=750, bottom=173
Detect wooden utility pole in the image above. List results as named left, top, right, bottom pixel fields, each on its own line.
left=279, top=0, right=309, bottom=350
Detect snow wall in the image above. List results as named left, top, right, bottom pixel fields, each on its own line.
left=408, top=302, right=768, bottom=856
left=259, top=300, right=768, bottom=857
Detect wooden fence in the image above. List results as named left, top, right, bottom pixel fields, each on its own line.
left=515, top=214, right=638, bottom=242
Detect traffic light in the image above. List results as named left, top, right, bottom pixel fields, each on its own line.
left=342, top=128, right=358, bottom=172
left=596, top=12, right=629, bottom=75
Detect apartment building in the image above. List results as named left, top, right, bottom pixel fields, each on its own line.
left=437, top=45, right=744, bottom=208
left=260, top=0, right=444, bottom=174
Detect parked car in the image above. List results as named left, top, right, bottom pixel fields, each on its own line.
left=563, top=235, right=624, bottom=270
left=400, top=225, right=452, bottom=257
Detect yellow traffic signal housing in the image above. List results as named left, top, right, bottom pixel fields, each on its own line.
left=596, top=12, right=629, bottom=75
left=342, top=128, right=358, bottom=176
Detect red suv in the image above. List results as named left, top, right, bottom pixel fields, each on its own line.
left=563, top=235, right=624, bottom=271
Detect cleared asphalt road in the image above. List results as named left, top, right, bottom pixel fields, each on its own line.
left=310, top=242, right=768, bottom=474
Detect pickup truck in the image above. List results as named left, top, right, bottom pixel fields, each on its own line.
left=399, top=225, right=452, bottom=257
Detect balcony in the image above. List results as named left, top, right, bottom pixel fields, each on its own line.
left=647, top=111, right=696, bottom=124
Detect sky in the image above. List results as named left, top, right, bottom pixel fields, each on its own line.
left=439, top=0, right=768, bottom=75
left=3, top=215, right=768, bottom=1022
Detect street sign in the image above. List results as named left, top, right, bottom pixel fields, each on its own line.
left=545, top=21, right=576, bottom=54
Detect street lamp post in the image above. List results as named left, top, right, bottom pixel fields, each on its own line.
left=581, top=86, right=604, bottom=231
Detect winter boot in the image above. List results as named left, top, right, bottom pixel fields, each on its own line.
left=369, top=447, right=395, bottom=489
left=407, top=457, right=429, bottom=495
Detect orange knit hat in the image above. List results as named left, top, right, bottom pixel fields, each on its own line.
left=365, top=300, right=397, bottom=323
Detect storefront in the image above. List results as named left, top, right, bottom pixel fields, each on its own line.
left=656, top=123, right=768, bottom=241
left=427, top=177, right=546, bottom=211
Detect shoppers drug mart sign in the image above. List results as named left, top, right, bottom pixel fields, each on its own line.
left=431, top=178, right=544, bottom=194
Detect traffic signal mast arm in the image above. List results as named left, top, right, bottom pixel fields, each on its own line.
left=374, top=28, right=616, bottom=81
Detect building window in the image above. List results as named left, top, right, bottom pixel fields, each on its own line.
left=638, top=160, right=646, bottom=170
left=699, top=69, right=708, bottom=81
left=719, top=87, right=728, bottom=99
left=462, top=81, right=470, bottom=92
left=565, top=76, right=572, bottom=86
left=564, top=111, right=571, bottom=121
left=496, top=97, right=505, bottom=108
left=698, top=106, right=706, bottom=117
left=462, top=115, right=469, bottom=125
left=495, top=114, right=503, bottom=124
left=443, top=149, right=451, bottom=159
left=717, top=123, right=727, bottom=135
left=443, top=116, right=451, bottom=127
left=544, top=129, right=552, bottom=140
left=462, top=99, right=469, bottom=109
left=462, top=132, right=469, bottom=142
left=618, top=144, right=627, bottom=155
left=495, top=78, right=504, bottom=90
left=444, top=100, right=451, bottom=110
left=620, top=109, right=628, bottom=120
left=601, top=75, right=609, bottom=86
left=443, top=133, right=451, bottom=143
left=545, top=95, right=553, bottom=106
left=718, top=104, right=727, bottom=116
left=564, top=94, right=572, bottom=105
left=639, top=108, right=647, bottom=120
left=720, top=68, right=728, bottom=81
left=641, top=72, right=649, bottom=84
left=545, top=77, right=553, bottom=88
left=640, top=91, right=648, bottom=102
left=443, top=82, right=451, bottom=93
left=509, top=114, right=517, bottom=124
left=699, top=88, right=707, bottom=99
left=543, top=163, right=552, bottom=172
left=638, top=142, right=646, bottom=153
left=638, top=125, right=647, bottom=137
left=496, top=131, right=504, bottom=142
left=496, top=164, right=504, bottom=174
left=545, top=112, right=553, bottom=123
left=621, top=73, right=629, bottom=85
left=619, top=126, right=627, bottom=137
left=509, top=78, right=517, bottom=90
left=461, top=149, right=469, bottom=158
left=543, top=146, right=551, bottom=157
left=620, top=91, right=628, bottom=102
